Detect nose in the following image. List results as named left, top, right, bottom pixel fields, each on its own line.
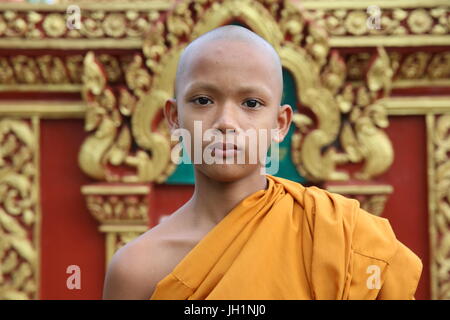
left=211, top=102, right=238, bottom=135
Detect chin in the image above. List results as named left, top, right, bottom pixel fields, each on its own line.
left=197, top=163, right=260, bottom=183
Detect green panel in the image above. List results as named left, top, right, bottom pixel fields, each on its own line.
left=165, top=142, right=195, bottom=184
left=275, top=68, right=306, bottom=183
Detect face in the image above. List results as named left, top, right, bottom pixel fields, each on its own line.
left=165, top=39, right=292, bottom=182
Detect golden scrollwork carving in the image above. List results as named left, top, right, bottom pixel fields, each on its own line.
left=408, top=9, right=434, bottom=34
left=0, top=118, right=39, bottom=300
left=346, top=50, right=450, bottom=89
left=400, top=52, right=431, bottom=79
left=290, top=37, right=394, bottom=182
left=79, top=52, right=119, bottom=181
left=81, top=184, right=151, bottom=267
left=11, top=55, right=40, bottom=84
left=79, top=51, right=176, bottom=183
left=0, top=54, right=83, bottom=92
left=306, top=3, right=449, bottom=37
left=3, top=49, right=448, bottom=93
left=0, top=54, right=130, bottom=90
left=42, top=13, right=66, bottom=38
left=428, top=113, right=450, bottom=300
left=0, top=4, right=168, bottom=40
left=0, top=1, right=448, bottom=49
left=428, top=52, right=450, bottom=79
left=81, top=185, right=150, bottom=224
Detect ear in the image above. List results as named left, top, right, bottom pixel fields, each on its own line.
left=273, top=104, right=293, bottom=143
left=163, top=98, right=179, bottom=133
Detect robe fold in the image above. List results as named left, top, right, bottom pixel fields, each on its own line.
left=150, top=175, right=423, bottom=300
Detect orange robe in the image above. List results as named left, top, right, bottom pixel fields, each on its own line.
left=150, top=175, right=423, bottom=300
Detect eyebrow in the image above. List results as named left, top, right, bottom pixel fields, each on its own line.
left=184, top=81, right=272, bottom=99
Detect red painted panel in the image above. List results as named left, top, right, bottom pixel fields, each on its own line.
left=39, top=119, right=103, bottom=299
left=381, top=116, right=430, bottom=300
left=149, top=184, right=194, bottom=227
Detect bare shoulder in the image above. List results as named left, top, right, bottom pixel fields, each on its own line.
left=102, top=217, right=177, bottom=300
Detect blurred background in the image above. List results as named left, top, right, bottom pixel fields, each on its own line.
left=0, top=0, right=449, bottom=300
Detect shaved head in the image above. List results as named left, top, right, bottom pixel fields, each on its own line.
left=174, top=25, right=283, bottom=104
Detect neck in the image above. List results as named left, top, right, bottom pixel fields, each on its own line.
left=186, top=168, right=268, bottom=229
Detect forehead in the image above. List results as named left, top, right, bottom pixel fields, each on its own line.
left=178, top=39, right=279, bottom=94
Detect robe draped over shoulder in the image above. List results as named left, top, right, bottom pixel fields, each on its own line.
left=150, top=175, right=422, bottom=300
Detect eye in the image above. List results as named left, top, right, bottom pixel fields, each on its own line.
left=192, top=96, right=213, bottom=106
left=243, top=99, right=262, bottom=109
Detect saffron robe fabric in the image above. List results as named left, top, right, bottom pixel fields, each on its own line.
left=150, top=175, right=423, bottom=300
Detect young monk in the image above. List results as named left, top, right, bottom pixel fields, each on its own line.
left=102, top=25, right=423, bottom=300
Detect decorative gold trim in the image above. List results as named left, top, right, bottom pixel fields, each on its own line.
left=0, top=39, right=142, bottom=49
left=326, top=184, right=393, bottom=195
left=32, top=116, right=41, bottom=300
left=301, top=0, right=449, bottom=9
left=2, top=36, right=448, bottom=50
left=426, top=113, right=437, bottom=300
left=0, top=0, right=446, bottom=49
left=0, top=2, right=173, bottom=11
left=81, top=183, right=151, bottom=269
left=0, top=101, right=86, bottom=119
left=1, top=0, right=444, bottom=11
left=347, top=51, right=450, bottom=85
left=0, top=84, right=82, bottom=92
left=81, top=185, right=150, bottom=195
left=99, top=225, right=148, bottom=233
left=384, top=97, right=450, bottom=115
left=426, top=113, right=450, bottom=300
left=329, top=36, right=450, bottom=47
left=291, top=44, right=394, bottom=182
left=0, top=117, right=40, bottom=299
left=351, top=80, right=450, bottom=89
left=392, top=80, right=450, bottom=89
left=302, top=2, right=449, bottom=41
left=5, top=81, right=447, bottom=95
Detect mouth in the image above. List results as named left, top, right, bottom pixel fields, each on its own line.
left=208, top=142, right=240, bottom=158
left=211, top=142, right=238, bottom=151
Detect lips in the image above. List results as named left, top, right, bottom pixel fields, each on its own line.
left=206, top=141, right=241, bottom=159
left=209, top=142, right=238, bottom=151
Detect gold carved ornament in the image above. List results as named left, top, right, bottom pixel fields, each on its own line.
left=307, top=5, right=449, bottom=37
left=345, top=50, right=450, bottom=89
left=79, top=51, right=177, bottom=183
left=274, top=1, right=396, bottom=215
left=428, top=114, right=450, bottom=300
left=78, top=38, right=178, bottom=266
left=80, top=184, right=151, bottom=267
left=0, top=119, right=39, bottom=300
left=284, top=20, right=394, bottom=182
left=0, top=5, right=164, bottom=40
